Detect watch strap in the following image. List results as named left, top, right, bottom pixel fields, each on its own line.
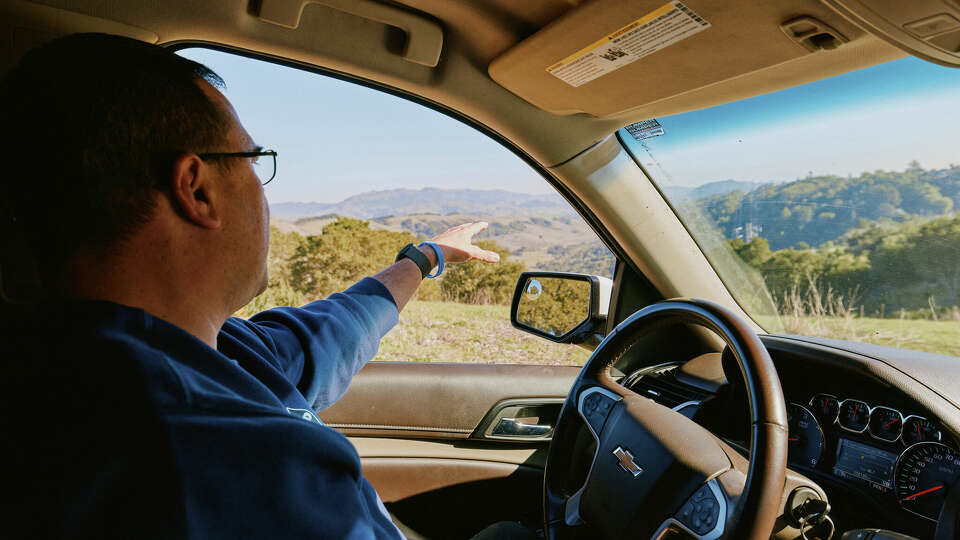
left=418, top=242, right=444, bottom=278
left=395, top=243, right=431, bottom=279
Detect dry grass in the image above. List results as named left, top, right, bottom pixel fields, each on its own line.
left=758, top=277, right=960, bottom=357
left=375, top=300, right=590, bottom=366
left=383, top=296, right=960, bottom=364
left=774, top=278, right=866, bottom=341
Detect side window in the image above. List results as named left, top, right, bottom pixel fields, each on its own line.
left=177, top=48, right=614, bottom=366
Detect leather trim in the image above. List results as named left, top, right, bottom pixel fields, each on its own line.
left=327, top=423, right=473, bottom=433
left=319, top=362, right=580, bottom=439
left=348, top=436, right=549, bottom=468
left=362, top=458, right=541, bottom=502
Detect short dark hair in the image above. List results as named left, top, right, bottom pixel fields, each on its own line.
left=0, top=33, right=228, bottom=300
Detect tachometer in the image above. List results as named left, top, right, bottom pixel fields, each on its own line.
left=869, top=406, right=903, bottom=442
left=809, top=394, right=839, bottom=426
left=839, top=399, right=870, bottom=432
left=895, top=442, right=960, bottom=521
left=787, top=403, right=824, bottom=468
left=903, top=416, right=941, bottom=445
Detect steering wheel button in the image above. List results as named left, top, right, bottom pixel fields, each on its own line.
left=676, top=484, right=719, bottom=535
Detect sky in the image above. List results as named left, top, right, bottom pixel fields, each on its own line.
left=178, top=48, right=551, bottom=203
left=623, top=58, right=960, bottom=189
left=179, top=48, right=960, bottom=203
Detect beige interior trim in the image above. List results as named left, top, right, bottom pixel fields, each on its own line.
left=318, top=362, right=580, bottom=440
left=257, top=0, right=443, bottom=66
left=327, top=423, right=474, bottom=434
left=361, top=458, right=539, bottom=503
left=489, top=0, right=865, bottom=116
left=348, top=436, right=549, bottom=468
left=0, top=0, right=158, bottom=71
left=0, top=1, right=158, bottom=43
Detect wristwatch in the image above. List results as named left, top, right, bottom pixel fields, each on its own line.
left=396, top=243, right=432, bottom=279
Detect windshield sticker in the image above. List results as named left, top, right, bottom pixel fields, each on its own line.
left=625, top=119, right=665, bottom=140
left=546, top=1, right=710, bottom=88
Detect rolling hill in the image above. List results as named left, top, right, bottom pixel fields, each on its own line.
left=270, top=188, right=577, bottom=219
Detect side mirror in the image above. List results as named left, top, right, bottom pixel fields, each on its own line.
left=510, top=271, right=612, bottom=344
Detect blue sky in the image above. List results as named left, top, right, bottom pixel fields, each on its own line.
left=623, top=57, right=960, bottom=189
left=179, top=48, right=960, bottom=202
left=179, top=48, right=550, bottom=203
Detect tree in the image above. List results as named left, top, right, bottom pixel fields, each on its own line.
left=289, top=217, right=433, bottom=300
left=729, top=237, right=772, bottom=266
left=440, top=240, right=525, bottom=304
left=905, top=216, right=960, bottom=307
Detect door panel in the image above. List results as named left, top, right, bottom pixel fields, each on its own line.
left=319, top=362, right=580, bottom=538
left=318, top=362, right=581, bottom=439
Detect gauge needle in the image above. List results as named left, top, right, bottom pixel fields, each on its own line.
left=917, top=424, right=923, bottom=439
left=884, top=418, right=900, bottom=428
left=788, top=437, right=799, bottom=442
left=902, top=484, right=944, bottom=501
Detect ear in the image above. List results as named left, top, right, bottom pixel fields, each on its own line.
left=168, top=153, right=222, bottom=230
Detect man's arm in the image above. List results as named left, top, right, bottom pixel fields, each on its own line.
left=222, top=222, right=501, bottom=408
left=373, top=221, right=499, bottom=311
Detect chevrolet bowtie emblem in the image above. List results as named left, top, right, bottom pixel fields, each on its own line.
left=613, top=446, right=643, bottom=477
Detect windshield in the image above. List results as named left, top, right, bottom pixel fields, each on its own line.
left=620, top=57, right=960, bottom=357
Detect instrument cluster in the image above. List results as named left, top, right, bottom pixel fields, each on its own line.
left=788, top=394, right=958, bottom=522
left=807, top=394, right=942, bottom=445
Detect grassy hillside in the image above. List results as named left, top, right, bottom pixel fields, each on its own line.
left=375, top=301, right=591, bottom=366
left=372, top=213, right=615, bottom=275
left=757, top=313, right=960, bottom=357
left=380, top=301, right=960, bottom=364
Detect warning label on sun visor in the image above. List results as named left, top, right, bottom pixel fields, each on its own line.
left=546, top=1, right=710, bottom=88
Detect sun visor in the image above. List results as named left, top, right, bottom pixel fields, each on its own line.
left=488, top=0, right=863, bottom=117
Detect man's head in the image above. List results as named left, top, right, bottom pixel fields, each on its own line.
left=0, top=33, right=269, bottom=308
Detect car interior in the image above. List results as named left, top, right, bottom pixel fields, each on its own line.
left=3, top=0, right=960, bottom=538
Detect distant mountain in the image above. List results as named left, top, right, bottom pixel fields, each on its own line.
left=270, top=188, right=576, bottom=219
left=372, top=213, right=609, bottom=272
left=661, top=179, right=761, bottom=202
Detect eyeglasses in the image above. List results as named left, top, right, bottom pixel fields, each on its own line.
left=198, top=149, right=278, bottom=185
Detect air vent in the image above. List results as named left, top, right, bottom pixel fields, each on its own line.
left=628, top=365, right=711, bottom=409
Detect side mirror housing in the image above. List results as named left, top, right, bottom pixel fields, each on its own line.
left=510, top=271, right=612, bottom=344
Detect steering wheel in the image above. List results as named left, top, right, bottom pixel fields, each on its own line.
left=543, top=299, right=788, bottom=539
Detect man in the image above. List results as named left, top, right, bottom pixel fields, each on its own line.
left=0, top=33, right=501, bottom=538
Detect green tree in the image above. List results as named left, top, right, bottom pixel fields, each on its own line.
left=440, top=240, right=525, bottom=304
left=290, top=217, right=419, bottom=298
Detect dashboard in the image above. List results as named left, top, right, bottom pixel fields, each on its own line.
left=618, top=333, right=960, bottom=538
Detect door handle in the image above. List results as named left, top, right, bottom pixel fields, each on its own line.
left=492, top=417, right=552, bottom=437
left=475, top=399, right=564, bottom=441
left=257, top=0, right=443, bottom=66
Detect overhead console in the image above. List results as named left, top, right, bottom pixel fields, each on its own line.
left=822, top=0, right=960, bottom=67
left=488, top=0, right=873, bottom=117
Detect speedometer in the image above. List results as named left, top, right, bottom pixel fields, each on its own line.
left=787, top=403, right=824, bottom=468
left=895, top=442, right=960, bottom=521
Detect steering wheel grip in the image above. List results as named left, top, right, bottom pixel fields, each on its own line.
left=543, top=298, right=788, bottom=539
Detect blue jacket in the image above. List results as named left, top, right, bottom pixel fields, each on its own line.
left=2, top=277, right=404, bottom=539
